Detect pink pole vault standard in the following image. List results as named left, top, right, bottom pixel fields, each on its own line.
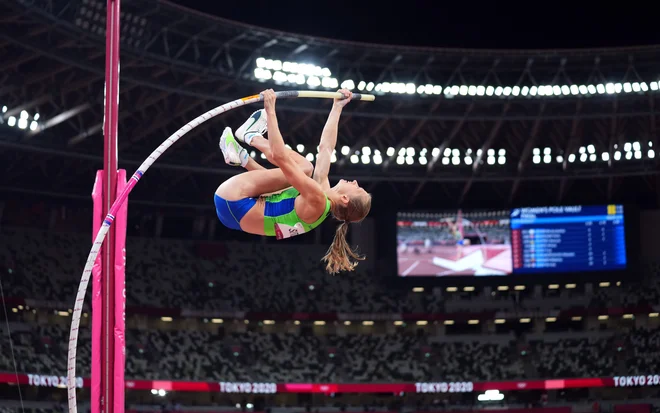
left=91, top=1, right=123, bottom=413
left=66, top=90, right=375, bottom=413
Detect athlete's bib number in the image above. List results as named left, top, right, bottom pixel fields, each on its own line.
left=274, top=222, right=307, bottom=240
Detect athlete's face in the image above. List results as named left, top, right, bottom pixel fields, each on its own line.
left=334, top=179, right=368, bottom=199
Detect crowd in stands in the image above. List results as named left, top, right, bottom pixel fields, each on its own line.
left=1, top=228, right=659, bottom=316
left=1, top=227, right=660, bottom=385
left=1, top=320, right=659, bottom=383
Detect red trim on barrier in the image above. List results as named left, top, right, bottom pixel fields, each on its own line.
left=8, top=373, right=660, bottom=393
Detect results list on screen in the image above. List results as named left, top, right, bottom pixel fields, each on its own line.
left=511, top=205, right=626, bottom=273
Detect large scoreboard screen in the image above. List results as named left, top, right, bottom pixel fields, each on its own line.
left=510, top=205, right=627, bottom=274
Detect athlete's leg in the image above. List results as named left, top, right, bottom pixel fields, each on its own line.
left=249, top=134, right=313, bottom=177
left=217, top=128, right=295, bottom=199
left=236, top=109, right=313, bottom=177
left=216, top=169, right=296, bottom=200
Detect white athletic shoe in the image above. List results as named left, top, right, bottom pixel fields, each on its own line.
left=219, top=127, right=248, bottom=167
left=235, top=109, right=267, bottom=144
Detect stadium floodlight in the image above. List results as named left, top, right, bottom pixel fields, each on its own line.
left=272, top=71, right=287, bottom=83
left=322, top=78, right=338, bottom=88
left=464, top=156, right=473, bottom=165
left=17, top=117, right=28, bottom=129
left=476, top=85, right=485, bottom=96
left=350, top=154, right=359, bottom=164
left=568, top=154, right=576, bottom=163
left=614, top=151, right=621, bottom=161
left=543, top=155, right=551, bottom=164
left=632, top=82, right=641, bottom=92
left=419, top=157, right=427, bottom=165
left=498, top=156, right=505, bottom=165
left=533, top=155, right=541, bottom=164
left=29, top=121, right=38, bottom=131
left=632, top=141, right=641, bottom=151
left=487, top=156, right=495, bottom=165
left=596, top=84, right=605, bottom=94
left=396, top=156, right=404, bottom=165
left=357, top=81, right=366, bottom=91
left=7, top=116, right=16, bottom=127
left=623, top=82, right=632, bottom=93
left=296, top=144, right=305, bottom=153
left=495, top=86, right=503, bottom=96
left=503, top=86, right=512, bottom=96
left=307, top=76, right=321, bottom=87
left=341, top=79, right=355, bottom=90
left=589, top=154, right=596, bottom=162
left=625, top=151, right=633, bottom=160
left=570, top=85, right=579, bottom=95
left=442, top=157, right=450, bottom=165
left=468, top=85, right=477, bottom=96
left=602, top=152, right=610, bottom=161
left=511, top=86, right=520, bottom=96
left=587, top=144, right=595, bottom=154
left=556, top=155, right=563, bottom=163
left=580, top=153, right=587, bottom=162
left=366, top=82, right=375, bottom=91
left=452, top=157, right=460, bottom=165
left=529, top=86, right=538, bottom=96
left=587, top=85, right=597, bottom=94
left=341, top=146, right=350, bottom=156
left=641, top=82, right=649, bottom=91
left=651, top=82, right=659, bottom=91
left=533, top=148, right=540, bottom=156
left=649, top=149, right=656, bottom=159
left=521, top=86, right=529, bottom=96
left=361, top=155, right=370, bottom=164
left=561, top=85, right=570, bottom=95
left=386, top=147, right=395, bottom=157
left=406, top=83, right=416, bottom=94
left=634, top=151, right=642, bottom=159
left=624, top=142, right=632, bottom=152
left=406, top=156, right=414, bottom=165
left=459, top=85, right=468, bottom=96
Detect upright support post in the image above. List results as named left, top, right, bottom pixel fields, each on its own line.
left=91, top=1, right=123, bottom=413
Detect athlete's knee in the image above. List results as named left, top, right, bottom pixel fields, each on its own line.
left=301, top=159, right=314, bottom=177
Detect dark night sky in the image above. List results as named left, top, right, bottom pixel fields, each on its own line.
left=171, top=0, right=660, bottom=49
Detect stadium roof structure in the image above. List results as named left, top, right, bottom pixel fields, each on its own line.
left=0, top=0, right=659, bottom=209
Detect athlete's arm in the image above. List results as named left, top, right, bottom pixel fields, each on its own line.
left=314, top=89, right=352, bottom=191
left=263, top=90, right=326, bottom=211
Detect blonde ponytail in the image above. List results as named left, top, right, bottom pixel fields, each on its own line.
left=321, top=221, right=365, bottom=274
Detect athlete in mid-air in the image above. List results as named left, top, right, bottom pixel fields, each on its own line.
left=213, top=89, right=372, bottom=274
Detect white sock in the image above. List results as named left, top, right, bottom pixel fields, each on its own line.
left=243, top=132, right=262, bottom=146
left=239, top=148, right=249, bottom=168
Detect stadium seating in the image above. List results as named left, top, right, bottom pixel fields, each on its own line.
left=2, top=320, right=660, bottom=383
